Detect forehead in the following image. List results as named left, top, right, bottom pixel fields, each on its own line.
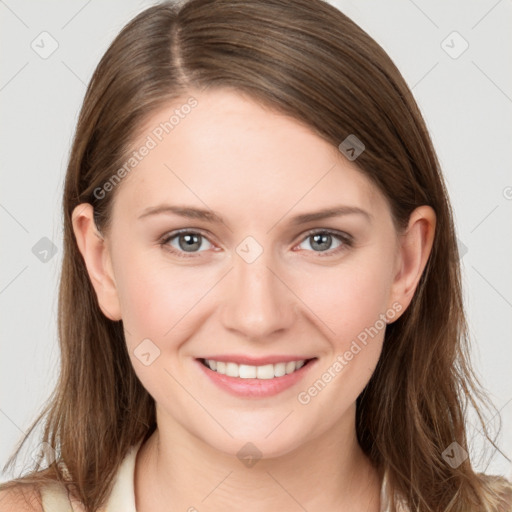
left=111, top=89, right=385, bottom=224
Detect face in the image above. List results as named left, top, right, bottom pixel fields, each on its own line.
left=82, top=89, right=413, bottom=458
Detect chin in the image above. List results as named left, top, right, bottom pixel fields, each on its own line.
left=198, top=420, right=314, bottom=463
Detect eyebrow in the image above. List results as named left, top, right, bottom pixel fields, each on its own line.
left=138, top=205, right=223, bottom=223
left=137, top=204, right=372, bottom=225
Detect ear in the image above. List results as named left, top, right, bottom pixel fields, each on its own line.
left=71, top=203, right=122, bottom=321
left=388, top=205, right=436, bottom=319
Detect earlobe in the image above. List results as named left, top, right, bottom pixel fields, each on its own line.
left=389, top=205, right=436, bottom=316
left=71, top=204, right=122, bottom=321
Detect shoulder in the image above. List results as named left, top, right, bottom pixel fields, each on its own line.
left=0, top=479, right=83, bottom=512
left=0, top=484, right=43, bottom=512
left=477, top=473, right=512, bottom=511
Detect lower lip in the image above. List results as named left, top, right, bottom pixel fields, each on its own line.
left=195, top=358, right=317, bottom=398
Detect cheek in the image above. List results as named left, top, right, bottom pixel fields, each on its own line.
left=112, top=246, right=216, bottom=349
left=113, top=253, right=221, bottom=402
left=293, top=262, right=392, bottom=415
left=296, top=255, right=394, bottom=345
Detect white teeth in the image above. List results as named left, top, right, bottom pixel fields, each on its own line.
left=274, top=362, right=286, bottom=377
left=204, top=359, right=307, bottom=379
left=239, top=364, right=257, bottom=378
left=256, top=364, right=274, bottom=380
left=285, top=361, right=296, bottom=374
left=225, top=362, right=239, bottom=378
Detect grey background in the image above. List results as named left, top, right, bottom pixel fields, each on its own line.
left=1, top=0, right=511, bottom=482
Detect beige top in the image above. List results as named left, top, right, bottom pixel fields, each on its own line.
left=40, top=441, right=395, bottom=511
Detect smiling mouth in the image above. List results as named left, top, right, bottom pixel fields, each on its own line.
left=199, top=358, right=316, bottom=379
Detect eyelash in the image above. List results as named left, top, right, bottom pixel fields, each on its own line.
left=158, top=228, right=353, bottom=259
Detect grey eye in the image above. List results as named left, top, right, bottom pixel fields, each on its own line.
left=298, top=233, right=343, bottom=252
left=169, top=232, right=213, bottom=253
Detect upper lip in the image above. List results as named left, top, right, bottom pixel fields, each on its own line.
left=198, top=355, right=315, bottom=366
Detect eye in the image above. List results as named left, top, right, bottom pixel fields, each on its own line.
left=296, top=229, right=352, bottom=255
left=159, top=228, right=352, bottom=259
left=160, top=229, right=214, bottom=257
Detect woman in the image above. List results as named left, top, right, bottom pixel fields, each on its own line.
left=1, top=0, right=511, bottom=510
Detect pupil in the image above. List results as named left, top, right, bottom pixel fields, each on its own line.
left=311, top=233, right=331, bottom=251
left=179, top=234, right=201, bottom=252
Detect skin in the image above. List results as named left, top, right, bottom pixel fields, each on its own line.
left=72, top=88, right=436, bottom=512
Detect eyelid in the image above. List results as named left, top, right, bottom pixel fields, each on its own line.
left=159, top=227, right=216, bottom=243
left=297, top=227, right=353, bottom=244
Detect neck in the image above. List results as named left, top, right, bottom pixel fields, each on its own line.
left=135, top=405, right=382, bottom=512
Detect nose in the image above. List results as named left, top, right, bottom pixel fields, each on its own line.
left=219, top=250, right=297, bottom=341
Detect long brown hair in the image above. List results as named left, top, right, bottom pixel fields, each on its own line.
left=2, top=1, right=511, bottom=510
